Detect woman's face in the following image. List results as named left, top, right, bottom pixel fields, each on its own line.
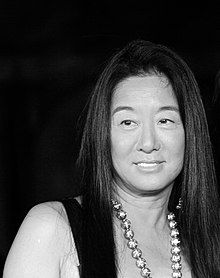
left=111, top=75, right=185, bottom=195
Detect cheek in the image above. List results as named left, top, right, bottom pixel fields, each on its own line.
left=161, top=129, right=185, bottom=158
left=111, top=131, right=136, bottom=159
left=168, top=131, right=185, bottom=161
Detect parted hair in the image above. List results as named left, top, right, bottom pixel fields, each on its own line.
left=77, top=40, right=220, bottom=278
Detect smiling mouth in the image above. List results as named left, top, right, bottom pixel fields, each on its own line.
left=135, top=161, right=164, bottom=166
left=134, top=161, right=164, bottom=170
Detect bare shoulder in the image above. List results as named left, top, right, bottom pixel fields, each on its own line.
left=16, top=201, right=70, bottom=243
left=3, top=201, right=72, bottom=278
left=26, top=201, right=69, bottom=226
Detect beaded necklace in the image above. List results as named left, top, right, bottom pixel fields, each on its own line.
left=111, top=199, right=182, bottom=278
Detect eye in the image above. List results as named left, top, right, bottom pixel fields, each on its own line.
left=120, top=120, right=138, bottom=129
left=159, top=118, right=175, bottom=125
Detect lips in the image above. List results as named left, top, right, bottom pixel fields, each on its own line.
left=133, top=160, right=165, bottom=172
left=134, top=160, right=164, bottom=166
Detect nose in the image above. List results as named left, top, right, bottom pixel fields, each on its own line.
left=136, top=123, right=160, bottom=153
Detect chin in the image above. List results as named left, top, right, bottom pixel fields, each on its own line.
left=134, top=183, right=173, bottom=196
left=120, top=177, right=173, bottom=196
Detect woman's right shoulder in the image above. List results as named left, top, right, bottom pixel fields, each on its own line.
left=3, top=201, right=74, bottom=278
left=26, top=201, right=70, bottom=225
left=16, top=200, right=71, bottom=239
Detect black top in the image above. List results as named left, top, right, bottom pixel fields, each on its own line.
left=61, top=198, right=82, bottom=275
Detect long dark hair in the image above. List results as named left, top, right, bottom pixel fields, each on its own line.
left=76, top=40, right=220, bottom=278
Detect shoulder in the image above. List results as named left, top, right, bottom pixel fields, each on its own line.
left=16, top=201, right=70, bottom=244
left=25, top=201, right=70, bottom=228
left=3, top=201, right=74, bottom=278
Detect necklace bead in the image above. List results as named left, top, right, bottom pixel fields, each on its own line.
left=171, top=254, right=181, bottom=263
left=141, top=267, right=151, bottom=277
left=136, top=257, right=147, bottom=268
left=171, top=228, right=179, bottom=237
left=124, top=229, right=134, bottom=239
left=172, top=270, right=182, bottom=277
left=172, top=262, right=182, bottom=270
left=168, top=213, right=175, bottom=220
left=171, top=238, right=180, bottom=246
left=132, top=248, right=142, bottom=259
left=171, top=246, right=181, bottom=254
left=116, top=210, right=127, bottom=220
left=111, top=199, right=182, bottom=277
left=127, top=239, right=138, bottom=249
left=121, top=219, right=131, bottom=230
left=113, top=203, right=122, bottom=210
left=169, top=220, right=177, bottom=229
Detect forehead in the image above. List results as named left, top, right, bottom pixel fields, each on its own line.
left=112, top=75, right=177, bottom=108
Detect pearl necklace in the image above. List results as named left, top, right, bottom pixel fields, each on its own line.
left=111, top=200, right=182, bottom=278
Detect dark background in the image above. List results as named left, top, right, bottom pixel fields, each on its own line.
left=1, top=1, right=220, bottom=274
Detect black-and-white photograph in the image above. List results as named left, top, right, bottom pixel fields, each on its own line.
left=1, top=2, right=220, bottom=277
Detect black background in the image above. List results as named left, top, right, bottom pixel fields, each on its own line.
left=1, top=1, right=220, bottom=273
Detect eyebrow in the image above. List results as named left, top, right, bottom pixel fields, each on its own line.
left=112, top=106, right=134, bottom=115
left=112, top=105, right=179, bottom=115
left=158, top=106, right=180, bottom=113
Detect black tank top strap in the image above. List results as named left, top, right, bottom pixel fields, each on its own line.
left=61, top=197, right=82, bottom=275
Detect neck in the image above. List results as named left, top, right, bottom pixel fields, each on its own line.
left=113, top=185, right=172, bottom=233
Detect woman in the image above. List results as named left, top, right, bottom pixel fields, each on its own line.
left=3, top=40, right=220, bottom=278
